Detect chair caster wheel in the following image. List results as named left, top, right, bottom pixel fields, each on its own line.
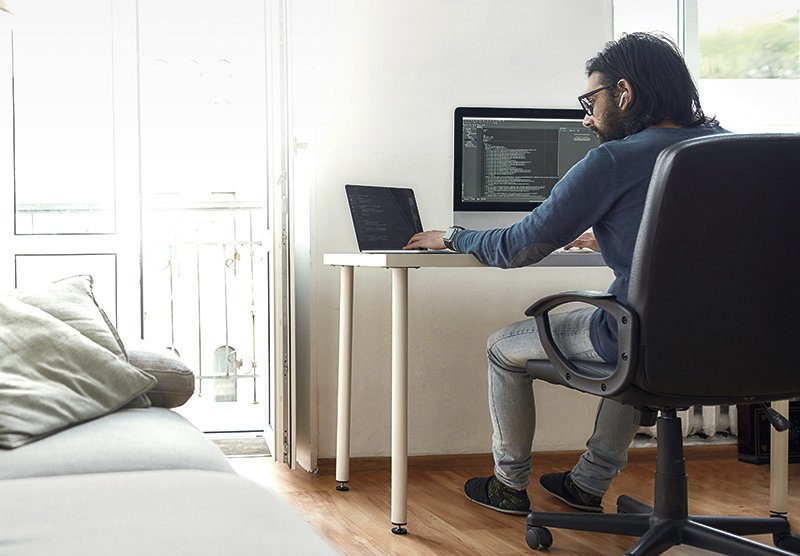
left=525, top=526, right=553, bottom=550
left=774, top=533, right=800, bottom=553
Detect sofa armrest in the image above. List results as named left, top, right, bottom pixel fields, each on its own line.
left=125, top=340, right=195, bottom=408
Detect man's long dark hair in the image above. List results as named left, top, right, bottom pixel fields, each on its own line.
left=586, top=32, right=717, bottom=133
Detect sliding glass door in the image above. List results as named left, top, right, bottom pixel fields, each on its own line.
left=0, top=0, right=141, bottom=335
left=136, top=0, right=271, bottom=437
left=0, top=1, right=287, bottom=461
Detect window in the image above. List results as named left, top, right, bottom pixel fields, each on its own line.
left=696, top=0, right=799, bottom=132
left=614, top=0, right=800, bottom=132
left=12, top=0, right=116, bottom=234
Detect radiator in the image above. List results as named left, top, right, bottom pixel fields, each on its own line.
left=638, top=405, right=738, bottom=439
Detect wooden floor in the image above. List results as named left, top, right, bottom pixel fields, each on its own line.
left=229, top=445, right=800, bottom=555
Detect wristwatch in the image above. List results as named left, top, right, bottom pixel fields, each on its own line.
left=443, top=225, right=464, bottom=252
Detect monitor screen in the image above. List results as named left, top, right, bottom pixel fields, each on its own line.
left=453, top=107, right=599, bottom=229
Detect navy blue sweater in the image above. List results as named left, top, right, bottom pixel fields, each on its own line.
left=454, top=125, right=728, bottom=363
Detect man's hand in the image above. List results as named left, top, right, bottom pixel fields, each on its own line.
left=404, top=230, right=446, bottom=250
left=563, top=230, right=600, bottom=252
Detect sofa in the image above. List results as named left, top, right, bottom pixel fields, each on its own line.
left=0, top=276, right=336, bottom=555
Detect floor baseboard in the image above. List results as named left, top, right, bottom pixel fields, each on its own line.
left=316, top=443, right=737, bottom=475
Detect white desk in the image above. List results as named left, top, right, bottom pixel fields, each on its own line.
left=323, top=250, right=605, bottom=534
left=770, top=399, right=790, bottom=519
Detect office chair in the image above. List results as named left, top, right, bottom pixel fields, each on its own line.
left=523, top=134, right=800, bottom=555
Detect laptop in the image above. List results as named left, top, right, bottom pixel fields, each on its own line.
left=345, top=184, right=430, bottom=253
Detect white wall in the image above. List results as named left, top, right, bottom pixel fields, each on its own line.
left=289, top=0, right=615, bottom=462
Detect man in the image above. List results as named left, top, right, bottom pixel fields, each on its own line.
left=404, top=32, right=727, bottom=515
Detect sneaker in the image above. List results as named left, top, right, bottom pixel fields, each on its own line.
left=464, top=475, right=531, bottom=515
left=539, top=471, right=603, bottom=513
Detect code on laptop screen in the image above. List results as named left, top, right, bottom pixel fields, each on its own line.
left=346, top=184, right=423, bottom=251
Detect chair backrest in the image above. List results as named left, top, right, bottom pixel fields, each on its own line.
left=627, top=133, right=800, bottom=403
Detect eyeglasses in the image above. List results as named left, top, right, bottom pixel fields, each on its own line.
left=578, top=84, right=615, bottom=116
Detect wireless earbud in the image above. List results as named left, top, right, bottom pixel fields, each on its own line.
left=618, top=92, right=628, bottom=108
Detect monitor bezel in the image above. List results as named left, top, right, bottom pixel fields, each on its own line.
left=453, top=106, right=589, bottom=213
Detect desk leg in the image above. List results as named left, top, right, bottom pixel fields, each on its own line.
left=335, top=266, right=354, bottom=491
left=390, top=267, right=408, bottom=534
left=770, top=399, right=789, bottom=516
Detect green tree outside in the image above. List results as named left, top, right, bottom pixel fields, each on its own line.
left=700, top=12, right=799, bottom=78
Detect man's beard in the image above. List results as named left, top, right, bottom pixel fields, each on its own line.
left=590, top=104, right=633, bottom=143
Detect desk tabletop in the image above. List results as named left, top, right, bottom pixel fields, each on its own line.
left=323, top=251, right=606, bottom=268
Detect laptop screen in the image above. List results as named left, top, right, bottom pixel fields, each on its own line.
left=345, top=184, right=423, bottom=251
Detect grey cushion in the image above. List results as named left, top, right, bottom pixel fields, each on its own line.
left=0, top=470, right=338, bottom=556
left=126, top=340, right=195, bottom=408
left=12, top=275, right=127, bottom=359
left=10, top=275, right=151, bottom=408
left=0, top=408, right=232, bottom=479
left=0, top=295, right=156, bottom=449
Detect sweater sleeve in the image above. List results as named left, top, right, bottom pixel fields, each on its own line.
left=454, top=146, right=620, bottom=268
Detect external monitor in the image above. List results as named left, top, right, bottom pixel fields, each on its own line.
left=453, top=107, right=599, bottom=230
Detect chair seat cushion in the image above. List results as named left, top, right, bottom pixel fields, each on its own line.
left=527, top=358, right=784, bottom=408
left=526, top=359, right=616, bottom=388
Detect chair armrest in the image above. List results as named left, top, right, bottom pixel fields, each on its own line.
left=524, top=290, right=638, bottom=397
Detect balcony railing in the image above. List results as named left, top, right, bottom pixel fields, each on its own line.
left=142, top=201, right=267, bottom=407
left=13, top=200, right=269, bottom=429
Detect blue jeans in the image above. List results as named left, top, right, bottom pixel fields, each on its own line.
left=486, top=307, right=640, bottom=497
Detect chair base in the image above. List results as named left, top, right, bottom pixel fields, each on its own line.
left=526, top=507, right=795, bottom=555
left=526, top=410, right=800, bottom=555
